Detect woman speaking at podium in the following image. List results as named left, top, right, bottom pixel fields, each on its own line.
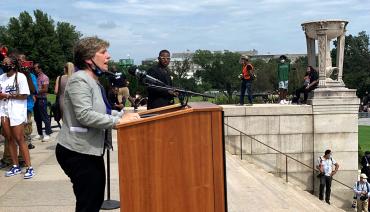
left=55, top=36, right=139, bottom=212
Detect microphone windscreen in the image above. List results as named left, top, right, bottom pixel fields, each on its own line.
left=128, top=65, right=137, bottom=76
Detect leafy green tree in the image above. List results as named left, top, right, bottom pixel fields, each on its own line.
left=193, top=50, right=241, bottom=103
left=0, top=9, right=82, bottom=91
left=56, top=22, right=82, bottom=62
left=170, top=56, right=197, bottom=90
left=252, top=58, right=277, bottom=93
left=332, top=31, right=370, bottom=97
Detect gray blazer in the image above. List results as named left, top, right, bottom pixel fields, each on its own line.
left=56, top=70, right=120, bottom=156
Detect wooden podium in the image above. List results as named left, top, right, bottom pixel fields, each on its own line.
left=116, top=102, right=227, bottom=212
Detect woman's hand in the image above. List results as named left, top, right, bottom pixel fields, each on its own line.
left=119, top=112, right=140, bottom=124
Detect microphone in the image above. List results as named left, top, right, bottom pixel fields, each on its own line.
left=128, top=66, right=167, bottom=86
left=104, top=70, right=115, bottom=76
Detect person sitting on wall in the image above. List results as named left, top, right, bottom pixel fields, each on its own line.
left=292, top=66, right=318, bottom=104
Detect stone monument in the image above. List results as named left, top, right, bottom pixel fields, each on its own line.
left=301, top=19, right=360, bottom=111
left=302, top=20, right=360, bottom=207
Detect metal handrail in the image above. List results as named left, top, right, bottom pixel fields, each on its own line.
left=224, top=123, right=353, bottom=190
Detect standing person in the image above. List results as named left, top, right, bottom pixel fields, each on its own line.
left=146, top=49, right=177, bottom=109
left=361, top=151, right=370, bottom=178
left=362, top=91, right=369, bottom=112
left=55, top=36, right=140, bottom=212
left=25, top=71, right=37, bottom=149
left=316, top=149, right=339, bottom=204
left=277, top=55, right=291, bottom=104
left=293, top=66, right=319, bottom=104
left=18, top=54, right=38, bottom=149
left=0, top=56, right=34, bottom=179
left=33, top=63, right=52, bottom=141
left=353, top=173, right=370, bottom=212
left=54, top=62, right=74, bottom=117
left=107, top=87, right=124, bottom=111
left=238, top=55, right=254, bottom=106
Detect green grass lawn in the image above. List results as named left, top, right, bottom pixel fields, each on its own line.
left=359, top=125, right=370, bottom=151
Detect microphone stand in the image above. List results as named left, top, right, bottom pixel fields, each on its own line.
left=101, top=129, right=120, bottom=210
left=146, top=83, right=215, bottom=107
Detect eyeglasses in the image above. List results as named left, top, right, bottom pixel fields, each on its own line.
left=159, top=57, right=171, bottom=61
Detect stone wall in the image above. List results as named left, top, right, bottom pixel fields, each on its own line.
left=222, top=103, right=358, bottom=209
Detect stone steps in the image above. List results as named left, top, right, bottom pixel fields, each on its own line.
left=226, top=152, right=343, bottom=211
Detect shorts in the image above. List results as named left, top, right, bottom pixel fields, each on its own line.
left=278, top=81, right=288, bottom=89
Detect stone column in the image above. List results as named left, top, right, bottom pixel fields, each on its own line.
left=336, top=34, right=345, bottom=85
left=306, top=36, right=316, bottom=67
left=317, top=30, right=327, bottom=88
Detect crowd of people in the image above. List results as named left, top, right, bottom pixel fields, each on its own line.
left=0, top=47, right=56, bottom=179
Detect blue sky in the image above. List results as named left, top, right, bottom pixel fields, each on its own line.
left=0, top=0, right=369, bottom=64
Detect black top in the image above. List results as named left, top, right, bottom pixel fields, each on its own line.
left=309, top=70, right=319, bottom=84
left=146, top=64, right=174, bottom=109
left=107, top=90, right=122, bottom=111
left=109, top=72, right=126, bottom=88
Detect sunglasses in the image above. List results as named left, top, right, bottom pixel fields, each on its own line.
left=159, top=57, right=171, bottom=60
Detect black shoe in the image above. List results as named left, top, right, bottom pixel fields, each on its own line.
left=28, top=143, right=35, bottom=149
left=325, top=200, right=330, bottom=205
left=0, top=160, right=10, bottom=169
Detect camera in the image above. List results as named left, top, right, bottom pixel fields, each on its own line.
left=360, top=195, right=368, bottom=201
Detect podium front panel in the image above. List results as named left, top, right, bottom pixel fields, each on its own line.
left=117, top=106, right=226, bottom=212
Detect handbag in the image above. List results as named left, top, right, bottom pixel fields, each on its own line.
left=52, top=75, right=62, bottom=122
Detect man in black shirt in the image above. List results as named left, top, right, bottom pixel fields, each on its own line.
left=146, top=50, right=177, bottom=109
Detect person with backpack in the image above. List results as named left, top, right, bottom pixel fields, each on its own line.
left=353, top=173, right=370, bottom=212
left=316, top=149, right=340, bottom=204
left=238, top=55, right=254, bottom=106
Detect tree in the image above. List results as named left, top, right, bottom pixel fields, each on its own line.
left=0, top=10, right=82, bottom=91
left=193, top=50, right=241, bottom=103
left=170, top=56, right=197, bottom=90
left=56, top=22, right=82, bottom=62
left=332, top=31, right=370, bottom=97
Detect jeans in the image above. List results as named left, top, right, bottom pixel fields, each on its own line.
left=34, top=98, right=52, bottom=135
left=294, top=85, right=316, bottom=103
left=319, top=175, right=332, bottom=202
left=240, top=79, right=253, bottom=104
